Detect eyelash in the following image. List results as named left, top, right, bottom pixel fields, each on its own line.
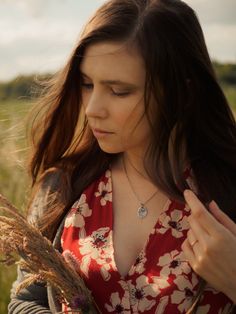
left=81, top=83, right=130, bottom=97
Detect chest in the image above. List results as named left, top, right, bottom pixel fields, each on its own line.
left=61, top=171, right=231, bottom=314
left=112, top=175, right=170, bottom=278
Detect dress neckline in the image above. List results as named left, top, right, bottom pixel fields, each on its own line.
left=107, top=167, right=173, bottom=280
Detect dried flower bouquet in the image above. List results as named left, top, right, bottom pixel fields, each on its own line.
left=0, top=193, right=101, bottom=314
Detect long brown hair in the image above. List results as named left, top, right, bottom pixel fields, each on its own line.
left=26, top=0, right=236, bottom=310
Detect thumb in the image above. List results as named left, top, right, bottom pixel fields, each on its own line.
left=209, top=200, right=236, bottom=236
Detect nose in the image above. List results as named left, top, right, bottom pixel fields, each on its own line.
left=84, top=89, right=108, bottom=119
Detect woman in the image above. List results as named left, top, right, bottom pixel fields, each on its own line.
left=8, top=0, right=236, bottom=313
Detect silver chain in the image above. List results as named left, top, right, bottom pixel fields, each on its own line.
left=126, top=154, right=149, bottom=180
left=122, top=156, right=159, bottom=207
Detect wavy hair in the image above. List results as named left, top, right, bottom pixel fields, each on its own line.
left=26, top=1, right=236, bottom=312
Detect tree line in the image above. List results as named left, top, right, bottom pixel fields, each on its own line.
left=0, top=62, right=235, bottom=101
left=0, top=73, right=52, bottom=101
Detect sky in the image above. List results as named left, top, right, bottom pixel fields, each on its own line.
left=0, top=0, right=235, bottom=82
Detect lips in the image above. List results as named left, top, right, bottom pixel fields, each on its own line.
left=90, top=127, right=115, bottom=139
left=93, top=128, right=114, bottom=134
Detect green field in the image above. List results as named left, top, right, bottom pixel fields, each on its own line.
left=224, top=85, right=236, bottom=112
left=0, top=86, right=236, bottom=313
left=0, top=100, right=31, bottom=314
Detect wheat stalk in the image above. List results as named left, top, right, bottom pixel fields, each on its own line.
left=0, top=193, right=102, bottom=314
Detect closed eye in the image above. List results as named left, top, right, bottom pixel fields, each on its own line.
left=81, top=82, right=131, bottom=97
left=112, top=91, right=131, bottom=97
left=81, top=83, right=93, bottom=90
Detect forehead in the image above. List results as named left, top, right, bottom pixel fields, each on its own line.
left=80, top=41, right=146, bottom=84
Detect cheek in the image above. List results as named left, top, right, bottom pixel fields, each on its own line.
left=121, top=114, right=151, bottom=146
left=118, top=102, right=143, bottom=127
left=81, top=90, right=89, bottom=104
left=111, top=108, right=134, bottom=133
left=114, top=94, right=144, bottom=124
left=135, top=118, right=151, bottom=142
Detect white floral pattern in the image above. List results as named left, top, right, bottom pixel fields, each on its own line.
left=157, top=250, right=191, bottom=277
left=171, top=273, right=198, bottom=312
left=95, top=170, right=112, bottom=206
left=64, top=194, right=92, bottom=238
left=157, top=209, right=189, bottom=238
left=154, top=295, right=169, bottom=314
left=78, top=227, right=115, bottom=280
left=62, top=249, right=81, bottom=274
left=105, top=292, right=130, bottom=313
left=128, top=275, right=161, bottom=313
left=129, top=250, right=147, bottom=276
left=61, top=168, right=233, bottom=314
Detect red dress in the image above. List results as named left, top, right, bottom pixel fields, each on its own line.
left=61, top=168, right=233, bottom=313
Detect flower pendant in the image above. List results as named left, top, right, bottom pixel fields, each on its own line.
left=137, top=204, right=148, bottom=219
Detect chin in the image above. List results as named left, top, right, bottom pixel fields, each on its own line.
left=97, top=143, right=123, bottom=154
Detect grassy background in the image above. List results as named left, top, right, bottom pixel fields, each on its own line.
left=0, top=87, right=235, bottom=314
left=0, top=100, right=31, bottom=314
left=224, top=85, right=236, bottom=112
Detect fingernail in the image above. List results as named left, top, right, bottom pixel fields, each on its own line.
left=210, top=200, right=219, bottom=209
left=184, top=189, right=192, bottom=198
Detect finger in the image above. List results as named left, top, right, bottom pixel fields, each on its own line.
left=187, top=229, right=201, bottom=256
left=209, top=200, right=236, bottom=237
left=181, top=239, right=196, bottom=267
left=188, top=214, right=211, bottom=245
left=189, top=235, right=201, bottom=257
left=184, top=189, right=224, bottom=236
left=187, top=229, right=197, bottom=246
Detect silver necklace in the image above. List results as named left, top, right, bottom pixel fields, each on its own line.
left=122, top=156, right=159, bottom=219
left=126, top=155, right=149, bottom=181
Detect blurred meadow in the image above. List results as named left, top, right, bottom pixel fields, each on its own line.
left=0, top=63, right=235, bottom=313
left=0, top=97, right=33, bottom=314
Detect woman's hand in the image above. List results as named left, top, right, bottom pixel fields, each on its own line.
left=181, top=189, right=236, bottom=303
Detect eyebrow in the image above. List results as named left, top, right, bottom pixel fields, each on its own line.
left=80, top=71, right=138, bottom=88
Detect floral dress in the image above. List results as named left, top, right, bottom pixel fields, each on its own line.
left=61, top=168, right=233, bottom=314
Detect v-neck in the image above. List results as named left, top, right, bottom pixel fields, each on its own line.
left=107, top=167, right=172, bottom=280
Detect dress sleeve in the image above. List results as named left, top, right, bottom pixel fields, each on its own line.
left=8, top=266, right=52, bottom=314
left=8, top=170, right=61, bottom=314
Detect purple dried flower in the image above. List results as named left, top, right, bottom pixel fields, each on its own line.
left=70, top=295, right=90, bottom=312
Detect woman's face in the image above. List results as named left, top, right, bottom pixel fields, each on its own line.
left=80, top=41, right=152, bottom=156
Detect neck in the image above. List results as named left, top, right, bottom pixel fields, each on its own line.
left=122, top=152, right=151, bottom=181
